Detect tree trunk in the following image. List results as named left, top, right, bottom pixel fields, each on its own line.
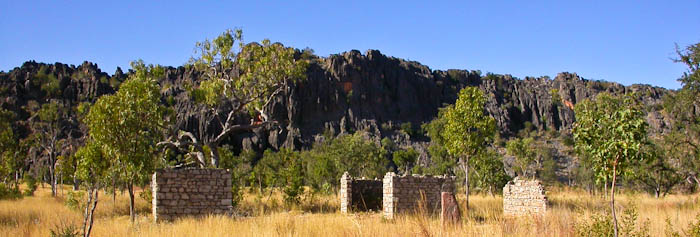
left=464, top=156, right=470, bottom=213
left=611, top=165, right=619, bottom=237
left=112, top=177, right=116, bottom=203
left=128, top=182, right=135, bottom=223
left=82, top=187, right=93, bottom=236
left=604, top=178, right=608, bottom=200
left=209, top=144, right=220, bottom=168
left=655, top=184, right=660, bottom=199
left=83, top=187, right=99, bottom=237
left=73, top=176, right=79, bottom=191
left=49, top=158, right=56, bottom=197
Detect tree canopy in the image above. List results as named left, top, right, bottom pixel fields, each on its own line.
left=573, top=92, right=648, bottom=236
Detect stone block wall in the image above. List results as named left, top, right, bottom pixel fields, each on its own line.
left=503, top=177, right=547, bottom=216
left=340, top=172, right=383, bottom=213
left=382, top=172, right=455, bottom=219
left=152, top=168, right=233, bottom=222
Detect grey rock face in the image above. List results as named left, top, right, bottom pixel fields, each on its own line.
left=0, top=50, right=671, bottom=155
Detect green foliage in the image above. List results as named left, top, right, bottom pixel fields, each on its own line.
left=0, top=109, right=20, bottom=185
left=74, top=142, right=109, bottom=187
left=34, top=65, right=61, bottom=97
left=86, top=61, right=166, bottom=185
left=303, top=132, right=388, bottom=192
left=575, top=206, right=650, bottom=237
left=139, top=187, right=152, bottom=203
left=49, top=222, right=81, bottom=237
left=392, top=147, right=418, bottom=175
left=190, top=29, right=307, bottom=116
left=399, top=122, right=415, bottom=137
left=506, top=137, right=537, bottom=178
left=631, top=142, right=681, bottom=197
left=64, top=190, right=85, bottom=211
left=470, top=149, right=510, bottom=194
left=573, top=92, right=648, bottom=185
left=218, top=146, right=253, bottom=207
left=22, top=175, right=37, bottom=196
left=576, top=212, right=614, bottom=237
left=280, top=149, right=304, bottom=205
left=550, top=89, right=562, bottom=106
left=663, top=42, right=700, bottom=192
left=0, top=183, right=21, bottom=200
left=442, top=87, right=497, bottom=160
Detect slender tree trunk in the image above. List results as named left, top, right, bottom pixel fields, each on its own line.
left=83, top=187, right=99, bottom=237
left=82, top=187, right=93, bottom=237
left=128, top=182, right=135, bottom=223
left=73, top=176, right=79, bottom=191
left=49, top=157, right=56, bottom=196
left=464, top=156, right=470, bottom=212
left=604, top=178, right=608, bottom=200
left=112, top=177, right=116, bottom=203
left=611, top=165, right=619, bottom=237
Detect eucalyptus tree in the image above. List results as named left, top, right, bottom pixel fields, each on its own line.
left=573, top=92, right=648, bottom=237
left=31, top=100, right=68, bottom=196
left=506, top=137, right=537, bottom=178
left=441, top=87, right=497, bottom=211
left=663, top=42, right=700, bottom=191
left=74, top=141, right=109, bottom=237
left=86, top=61, right=167, bottom=222
left=159, top=29, right=307, bottom=167
left=0, top=109, right=21, bottom=187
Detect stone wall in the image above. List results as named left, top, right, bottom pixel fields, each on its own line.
left=339, top=172, right=383, bottom=213
left=502, top=177, right=547, bottom=216
left=152, top=168, right=232, bottom=222
left=382, top=172, right=455, bottom=219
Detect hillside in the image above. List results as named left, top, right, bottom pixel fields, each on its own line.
left=0, top=50, right=672, bottom=163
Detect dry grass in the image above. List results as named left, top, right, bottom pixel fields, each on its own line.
left=0, top=185, right=698, bottom=236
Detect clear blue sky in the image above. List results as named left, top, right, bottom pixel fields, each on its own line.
left=1, top=1, right=698, bottom=89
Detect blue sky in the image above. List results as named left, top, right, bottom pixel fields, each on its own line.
left=1, top=1, right=698, bottom=89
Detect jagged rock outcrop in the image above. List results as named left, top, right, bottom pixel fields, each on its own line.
left=0, top=50, right=672, bottom=157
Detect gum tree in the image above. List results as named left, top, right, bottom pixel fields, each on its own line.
left=159, top=29, right=307, bottom=167
left=441, top=87, right=496, bottom=211
left=74, top=141, right=109, bottom=237
left=86, top=62, right=167, bottom=222
left=663, top=42, right=700, bottom=190
left=573, top=92, right=647, bottom=237
left=31, top=100, right=67, bottom=196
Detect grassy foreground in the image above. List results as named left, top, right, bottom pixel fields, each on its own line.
left=0, top=185, right=698, bottom=236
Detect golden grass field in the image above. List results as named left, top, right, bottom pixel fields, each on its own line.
left=0, top=185, right=698, bottom=236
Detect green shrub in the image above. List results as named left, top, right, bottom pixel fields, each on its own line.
left=50, top=222, right=80, bottom=237
left=65, top=190, right=85, bottom=211
left=575, top=205, right=650, bottom=237
left=139, top=187, right=152, bottom=203
left=0, top=183, right=22, bottom=200
left=400, top=122, right=415, bottom=137
left=23, top=175, right=38, bottom=196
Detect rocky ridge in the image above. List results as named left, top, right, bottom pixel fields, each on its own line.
left=0, top=50, right=672, bottom=160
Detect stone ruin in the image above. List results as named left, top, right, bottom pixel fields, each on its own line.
left=340, top=171, right=456, bottom=219
left=152, top=168, right=233, bottom=222
left=339, top=172, right=383, bottom=213
left=502, top=177, right=548, bottom=216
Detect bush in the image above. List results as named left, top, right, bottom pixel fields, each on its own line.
left=50, top=222, right=80, bottom=237
left=23, top=175, right=38, bottom=196
left=0, top=183, right=22, bottom=200
left=65, top=190, right=85, bottom=211
left=139, top=187, right=152, bottom=203
left=575, top=205, right=649, bottom=237
left=400, top=122, right=415, bottom=137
